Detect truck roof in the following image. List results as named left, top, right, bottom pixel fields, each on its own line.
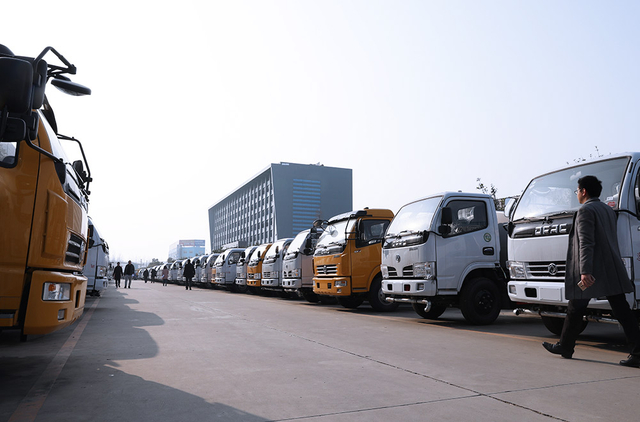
left=328, top=208, right=394, bottom=223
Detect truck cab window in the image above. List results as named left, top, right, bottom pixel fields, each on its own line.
left=0, top=142, right=17, bottom=167
left=447, top=200, right=488, bottom=236
left=357, top=220, right=390, bottom=247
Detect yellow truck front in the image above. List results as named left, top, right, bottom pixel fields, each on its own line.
left=1, top=45, right=92, bottom=337
left=312, top=209, right=396, bottom=311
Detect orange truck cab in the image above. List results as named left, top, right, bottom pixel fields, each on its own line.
left=312, top=208, right=396, bottom=311
left=246, top=243, right=272, bottom=294
left=1, top=45, right=92, bottom=337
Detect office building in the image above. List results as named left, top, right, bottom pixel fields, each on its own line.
left=208, top=162, right=352, bottom=251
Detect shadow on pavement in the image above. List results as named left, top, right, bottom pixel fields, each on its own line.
left=0, top=287, right=268, bottom=422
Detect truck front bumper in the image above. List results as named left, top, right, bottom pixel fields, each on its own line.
left=381, top=279, right=437, bottom=297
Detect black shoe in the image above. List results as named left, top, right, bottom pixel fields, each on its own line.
left=542, top=342, right=573, bottom=359
left=619, top=355, right=640, bottom=368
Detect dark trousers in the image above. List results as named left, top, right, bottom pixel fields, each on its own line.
left=561, top=294, right=640, bottom=356
left=185, top=277, right=193, bottom=290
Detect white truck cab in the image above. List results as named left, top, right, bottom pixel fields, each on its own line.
left=381, top=192, right=509, bottom=325
left=506, top=153, right=640, bottom=334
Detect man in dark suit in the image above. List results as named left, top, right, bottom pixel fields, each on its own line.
left=543, top=175, right=640, bottom=367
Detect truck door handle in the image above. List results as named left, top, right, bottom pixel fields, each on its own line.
left=482, top=247, right=495, bottom=256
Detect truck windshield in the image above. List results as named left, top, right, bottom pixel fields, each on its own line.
left=386, top=196, right=442, bottom=237
left=512, top=157, right=630, bottom=221
left=286, top=231, right=308, bottom=260
left=316, top=220, right=353, bottom=250
left=265, top=241, right=284, bottom=260
left=249, top=247, right=268, bottom=266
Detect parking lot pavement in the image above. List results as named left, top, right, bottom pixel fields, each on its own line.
left=2, top=281, right=640, bottom=422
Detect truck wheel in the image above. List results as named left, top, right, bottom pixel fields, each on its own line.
left=302, top=291, right=320, bottom=303
left=368, top=277, right=399, bottom=312
left=236, top=284, right=248, bottom=294
left=541, top=315, right=589, bottom=336
left=460, top=277, right=501, bottom=325
left=412, top=302, right=447, bottom=319
left=338, top=296, right=364, bottom=309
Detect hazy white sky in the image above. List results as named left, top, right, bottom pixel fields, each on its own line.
left=4, top=1, right=639, bottom=263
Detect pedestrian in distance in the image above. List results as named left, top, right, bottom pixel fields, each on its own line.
left=151, top=267, right=157, bottom=283
left=162, top=265, right=169, bottom=286
left=543, top=175, right=640, bottom=367
left=113, top=262, right=123, bottom=288
left=124, top=260, right=135, bottom=289
left=184, top=259, right=195, bottom=290
left=143, top=268, right=149, bottom=283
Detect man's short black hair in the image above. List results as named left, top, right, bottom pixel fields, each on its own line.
left=578, top=175, right=603, bottom=198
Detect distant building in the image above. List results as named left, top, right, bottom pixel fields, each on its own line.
left=169, top=239, right=206, bottom=260
left=208, top=162, right=352, bottom=251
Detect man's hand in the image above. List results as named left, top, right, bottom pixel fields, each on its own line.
left=581, top=274, right=595, bottom=288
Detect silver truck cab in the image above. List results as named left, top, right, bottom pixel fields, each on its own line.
left=261, top=238, right=293, bottom=294
left=213, top=248, right=245, bottom=291
left=83, top=218, right=109, bottom=296
left=282, top=229, right=323, bottom=302
left=169, top=260, right=184, bottom=283
left=381, top=192, right=509, bottom=325
left=201, top=253, right=220, bottom=284
left=235, top=245, right=258, bottom=292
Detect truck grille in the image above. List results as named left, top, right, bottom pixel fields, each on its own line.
left=316, top=265, right=337, bottom=275
left=527, top=261, right=566, bottom=278
left=65, top=233, right=84, bottom=265
left=385, top=266, right=414, bottom=278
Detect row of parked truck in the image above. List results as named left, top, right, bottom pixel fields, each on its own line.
left=144, top=152, right=640, bottom=334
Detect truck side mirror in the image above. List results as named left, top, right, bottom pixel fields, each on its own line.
left=73, top=160, right=89, bottom=183
left=438, top=207, right=452, bottom=235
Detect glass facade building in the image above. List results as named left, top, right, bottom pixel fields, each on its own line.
left=208, top=162, right=352, bottom=251
left=169, top=239, right=206, bottom=260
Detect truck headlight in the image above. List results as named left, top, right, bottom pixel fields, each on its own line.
left=43, top=282, right=71, bottom=301
left=255, top=273, right=261, bottom=280
left=381, top=265, right=389, bottom=279
left=97, top=266, right=106, bottom=278
left=291, top=268, right=301, bottom=278
left=413, top=262, right=435, bottom=280
left=335, top=279, right=347, bottom=287
left=507, top=261, right=526, bottom=279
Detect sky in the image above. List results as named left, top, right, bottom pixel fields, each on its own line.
left=3, top=1, right=639, bottom=264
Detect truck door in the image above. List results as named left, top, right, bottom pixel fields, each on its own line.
left=352, top=219, right=389, bottom=291
left=436, top=199, right=496, bottom=292
left=630, top=166, right=640, bottom=308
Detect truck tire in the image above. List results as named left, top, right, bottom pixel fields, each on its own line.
left=412, top=302, right=447, bottom=319
left=338, top=296, right=364, bottom=309
left=541, top=315, right=589, bottom=336
left=301, top=291, right=320, bottom=303
left=460, top=277, right=501, bottom=325
left=368, top=277, right=399, bottom=312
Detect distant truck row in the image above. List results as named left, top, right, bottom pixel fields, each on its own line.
left=144, top=152, right=640, bottom=333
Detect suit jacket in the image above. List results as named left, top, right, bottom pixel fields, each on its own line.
left=565, top=198, right=633, bottom=300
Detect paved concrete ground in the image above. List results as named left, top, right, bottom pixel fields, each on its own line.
left=1, top=280, right=639, bottom=422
